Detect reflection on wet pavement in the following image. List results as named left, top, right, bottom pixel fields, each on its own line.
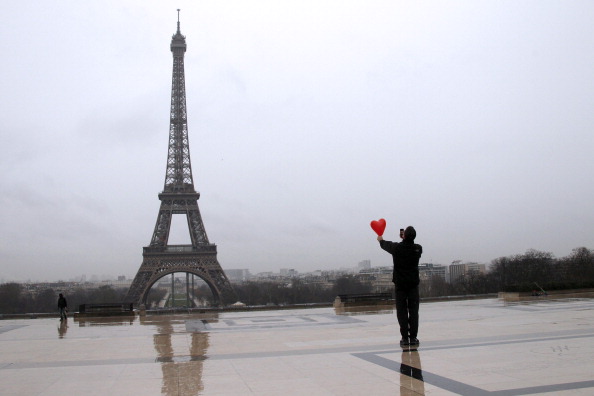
left=399, top=351, right=424, bottom=396
left=334, top=305, right=394, bottom=316
left=2, top=300, right=594, bottom=395
left=57, top=319, right=68, bottom=338
left=152, top=320, right=209, bottom=395
left=76, top=316, right=135, bottom=327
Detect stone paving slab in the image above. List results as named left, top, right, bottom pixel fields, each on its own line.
left=1, top=298, right=593, bottom=395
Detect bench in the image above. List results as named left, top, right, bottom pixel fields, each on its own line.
left=334, top=293, right=393, bottom=308
left=76, top=303, right=134, bottom=317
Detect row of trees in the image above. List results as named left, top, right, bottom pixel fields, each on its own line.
left=203, top=247, right=594, bottom=304
left=490, top=247, right=594, bottom=292
left=1, top=247, right=592, bottom=314
left=0, top=284, right=127, bottom=315
left=227, top=274, right=370, bottom=306
left=0, top=274, right=372, bottom=314
left=422, top=247, right=594, bottom=296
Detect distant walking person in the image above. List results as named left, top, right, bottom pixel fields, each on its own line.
left=58, top=293, right=68, bottom=321
left=377, top=226, right=423, bottom=348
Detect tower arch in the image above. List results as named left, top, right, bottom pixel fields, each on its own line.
left=141, top=269, right=220, bottom=308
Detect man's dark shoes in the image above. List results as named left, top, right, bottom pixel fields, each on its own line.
left=399, top=338, right=409, bottom=348
left=409, top=338, right=420, bottom=347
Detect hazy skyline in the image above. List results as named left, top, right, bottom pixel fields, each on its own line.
left=1, top=1, right=593, bottom=282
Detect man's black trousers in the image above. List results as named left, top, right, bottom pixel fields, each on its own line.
left=395, top=286, right=419, bottom=339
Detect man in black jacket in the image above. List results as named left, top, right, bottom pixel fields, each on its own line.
left=58, top=293, right=68, bottom=321
left=377, top=226, right=423, bottom=348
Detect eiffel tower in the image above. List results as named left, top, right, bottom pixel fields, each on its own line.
left=126, top=12, right=235, bottom=307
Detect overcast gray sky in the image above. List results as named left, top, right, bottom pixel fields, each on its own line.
left=1, top=1, right=593, bottom=282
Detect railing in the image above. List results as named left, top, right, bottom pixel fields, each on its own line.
left=143, top=245, right=217, bottom=254
left=166, top=245, right=195, bottom=252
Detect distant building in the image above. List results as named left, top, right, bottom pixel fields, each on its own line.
left=226, top=269, right=252, bottom=282
left=359, top=266, right=393, bottom=293
left=419, top=263, right=447, bottom=282
left=280, top=268, right=298, bottom=277
left=101, top=278, right=133, bottom=288
left=358, top=260, right=371, bottom=270
left=449, top=262, right=486, bottom=283
left=254, top=272, right=275, bottom=280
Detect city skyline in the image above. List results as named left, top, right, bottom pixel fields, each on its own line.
left=1, top=1, right=593, bottom=282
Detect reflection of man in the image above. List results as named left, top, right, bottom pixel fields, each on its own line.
left=400, top=351, right=425, bottom=395
left=58, top=320, right=68, bottom=339
left=377, top=226, right=422, bottom=348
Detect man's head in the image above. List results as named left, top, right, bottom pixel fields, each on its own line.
left=404, top=226, right=416, bottom=241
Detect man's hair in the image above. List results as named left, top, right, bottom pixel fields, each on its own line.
left=404, top=226, right=416, bottom=241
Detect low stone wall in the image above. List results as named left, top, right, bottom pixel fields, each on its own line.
left=73, top=303, right=135, bottom=318
left=333, top=293, right=393, bottom=309
left=0, top=313, right=57, bottom=320
left=145, top=302, right=333, bottom=315
left=498, top=288, right=594, bottom=302
left=421, top=294, right=497, bottom=303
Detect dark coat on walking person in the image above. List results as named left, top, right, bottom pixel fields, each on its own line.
left=58, top=294, right=67, bottom=309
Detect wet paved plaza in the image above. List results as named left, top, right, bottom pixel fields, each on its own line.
left=1, top=298, right=594, bottom=395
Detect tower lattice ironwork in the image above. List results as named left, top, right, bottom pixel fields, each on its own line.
left=126, top=13, right=235, bottom=306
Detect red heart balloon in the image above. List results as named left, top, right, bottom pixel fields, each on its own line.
left=370, top=218, right=386, bottom=236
